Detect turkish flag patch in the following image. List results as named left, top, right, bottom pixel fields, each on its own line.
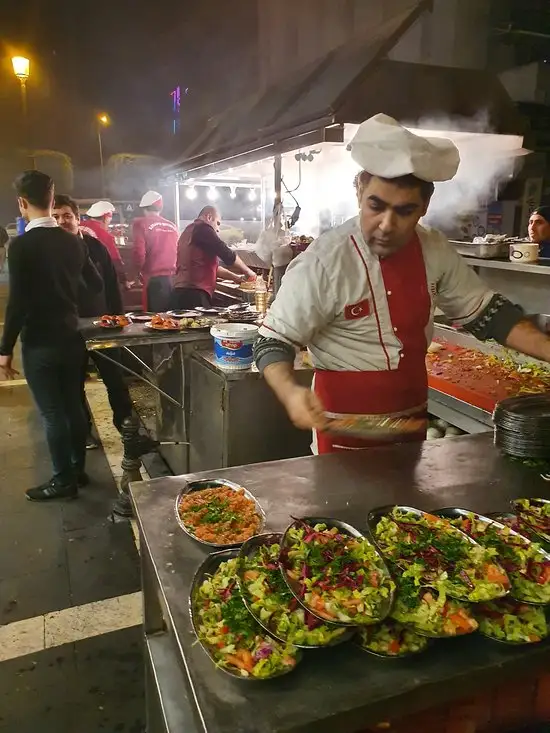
left=344, top=299, right=371, bottom=320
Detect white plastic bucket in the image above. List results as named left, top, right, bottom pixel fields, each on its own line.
left=211, top=323, right=259, bottom=371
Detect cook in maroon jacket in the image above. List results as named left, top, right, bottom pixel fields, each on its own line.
left=171, top=206, right=254, bottom=310
left=132, top=191, right=178, bottom=312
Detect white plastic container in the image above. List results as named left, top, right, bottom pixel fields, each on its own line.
left=509, top=242, right=539, bottom=263
left=211, top=323, right=259, bottom=371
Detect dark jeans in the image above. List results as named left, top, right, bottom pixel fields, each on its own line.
left=23, top=336, right=88, bottom=486
left=82, top=349, right=133, bottom=433
left=147, top=276, right=173, bottom=312
left=170, top=287, right=212, bottom=310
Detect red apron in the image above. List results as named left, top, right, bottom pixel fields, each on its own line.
left=314, top=234, right=431, bottom=454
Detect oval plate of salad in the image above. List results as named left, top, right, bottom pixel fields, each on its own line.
left=237, top=533, right=354, bottom=648
left=175, top=479, right=266, bottom=548
left=438, top=508, right=550, bottom=606
left=189, top=549, right=302, bottom=680
left=389, top=573, right=478, bottom=638
left=474, top=599, right=548, bottom=645
left=279, top=517, right=395, bottom=627
left=511, top=498, right=550, bottom=546
left=368, top=505, right=510, bottom=603
left=355, top=619, right=431, bottom=658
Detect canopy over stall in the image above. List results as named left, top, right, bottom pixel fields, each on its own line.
left=164, top=0, right=523, bottom=183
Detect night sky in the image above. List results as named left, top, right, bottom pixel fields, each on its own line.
left=0, top=0, right=257, bottom=166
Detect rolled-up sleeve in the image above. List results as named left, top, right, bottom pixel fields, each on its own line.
left=434, top=238, right=495, bottom=326
left=434, top=235, right=525, bottom=343
left=258, top=251, right=337, bottom=347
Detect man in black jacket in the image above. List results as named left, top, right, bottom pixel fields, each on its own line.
left=53, top=194, right=133, bottom=443
left=0, top=171, right=102, bottom=501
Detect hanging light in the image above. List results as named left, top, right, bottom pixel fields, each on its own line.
left=186, top=186, right=197, bottom=200
left=248, top=189, right=257, bottom=202
left=230, top=186, right=237, bottom=199
left=207, top=186, right=218, bottom=201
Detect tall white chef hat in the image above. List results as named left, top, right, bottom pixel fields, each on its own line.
left=139, top=190, right=162, bottom=208
left=347, top=114, right=460, bottom=183
left=86, top=200, right=116, bottom=217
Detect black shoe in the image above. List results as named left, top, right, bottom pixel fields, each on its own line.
left=26, top=480, right=77, bottom=502
left=86, top=436, right=100, bottom=450
left=77, top=472, right=90, bottom=488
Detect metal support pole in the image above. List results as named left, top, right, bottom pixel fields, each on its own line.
left=98, top=125, right=105, bottom=197
left=174, top=182, right=181, bottom=233
left=272, top=153, right=287, bottom=297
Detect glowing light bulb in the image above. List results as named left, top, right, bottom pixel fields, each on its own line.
left=207, top=186, right=218, bottom=201
left=186, top=186, right=197, bottom=200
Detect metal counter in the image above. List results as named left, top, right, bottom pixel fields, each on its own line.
left=188, top=350, right=313, bottom=472
left=130, top=433, right=550, bottom=733
left=81, top=319, right=211, bottom=474
left=428, top=323, right=548, bottom=434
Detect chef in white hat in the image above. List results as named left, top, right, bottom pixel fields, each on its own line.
left=132, top=191, right=178, bottom=312
left=80, top=200, right=126, bottom=283
left=254, top=113, right=550, bottom=453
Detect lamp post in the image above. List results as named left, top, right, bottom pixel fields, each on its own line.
left=97, top=113, right=111, bottom=197
left=11, top=56, right=30, bottom=154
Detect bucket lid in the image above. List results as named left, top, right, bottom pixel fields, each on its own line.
left=211, top=323, right=259, bottom=339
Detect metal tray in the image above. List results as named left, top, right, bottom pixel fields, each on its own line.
left=189, top=549, right=302, bottom=680
left=434, top=507, right=550, bottom=606
left=237, top=533, right=355, bottom=649
left=367, top=505, right=507, bottom=603
left=475, top=600, right=549, bottom=646
left=354, top=621, right=433, bottom=658
left=279, top=516, right=394, bottom=627
left=448, top=240, right=508, bottom=259
left=174, top=479, right=266, bottom=548
left=511, top=498, right=550, bottom=545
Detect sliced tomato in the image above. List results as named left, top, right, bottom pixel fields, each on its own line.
left=485, top=564, right=509, bottom=585
left=388, top=639, right=401, bottom=654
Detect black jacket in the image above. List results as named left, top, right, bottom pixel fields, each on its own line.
left=79, top=234, right=123, bottom=317
left=0, top=226, right=102, bottom=355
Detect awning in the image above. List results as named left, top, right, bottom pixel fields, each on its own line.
left=165, top=0, right=523, bottom=179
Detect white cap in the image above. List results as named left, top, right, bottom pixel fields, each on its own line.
left=139, top=190, right=162, bottom=208
left=86, top=200, right=116, bottom=217
left=347, top=113, right=460, bottom=183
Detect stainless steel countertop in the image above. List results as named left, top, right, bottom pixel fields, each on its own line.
left=80, top=318, right=212, bottom=350
left=130, top=434, right=550, bottom=733
left=192, top=349, right=312, bottom=380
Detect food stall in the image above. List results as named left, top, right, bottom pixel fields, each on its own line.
left=131, top=433, right=550, bottom=733
left=81, top=317, right=313, bottom=476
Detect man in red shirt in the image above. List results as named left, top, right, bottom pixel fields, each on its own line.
left=132, top=191, right=178, bottom=312
left=80, top=200, right=126, bottom=285
left=172, top=206, right=254, bottom=309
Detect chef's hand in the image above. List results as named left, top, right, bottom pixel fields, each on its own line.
left=0, top=355, right=19, bottom=380
left=282, top=385, right=328, bottom=431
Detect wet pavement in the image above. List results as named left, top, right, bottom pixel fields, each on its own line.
left=0, top=377, right=144, bottom=730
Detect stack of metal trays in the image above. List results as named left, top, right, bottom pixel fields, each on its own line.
left=493, top=394, right=550, bottom=459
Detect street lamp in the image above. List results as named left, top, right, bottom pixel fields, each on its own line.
left=97, top=112, right=111, bottom=197
left=11, top=56, right=30, bottom=148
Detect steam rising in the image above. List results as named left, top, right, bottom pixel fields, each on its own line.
left=406, top=113, right=527, bottom=234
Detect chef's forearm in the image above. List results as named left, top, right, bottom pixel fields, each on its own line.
left=503, top=320, right=550, bottom=363
left=462, top=294, right=525, bottom=343
left=231, top=255, right=255, bottom=279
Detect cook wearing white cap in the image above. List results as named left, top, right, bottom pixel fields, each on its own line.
left=80, top=200, right=126, bottom=283
left=132, top=191, right=178, bottom=312
left=254, top=113, right=550, bottom=454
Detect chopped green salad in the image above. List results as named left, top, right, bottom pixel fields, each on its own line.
left=281, top=521, right=395, bottom=625
left=373, top=508, right=510, bottom=602
left=240, top=538, right=348, bottom=646
left=357, top=619, right=429, bottom=657
left=194, top=558, right=299, bottom=678
left=475, top=600, right=548, bottom=644
left=390, top=574, right=478, bottom=637
left=451, top=513, right=550, bottom=605
left=514, top=498, right=550, bottom=544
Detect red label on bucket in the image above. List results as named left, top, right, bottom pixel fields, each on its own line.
left=221, top=339, right=243, bottom=350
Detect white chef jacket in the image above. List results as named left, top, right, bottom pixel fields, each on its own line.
left=259, top=216, right=494, bottom=372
